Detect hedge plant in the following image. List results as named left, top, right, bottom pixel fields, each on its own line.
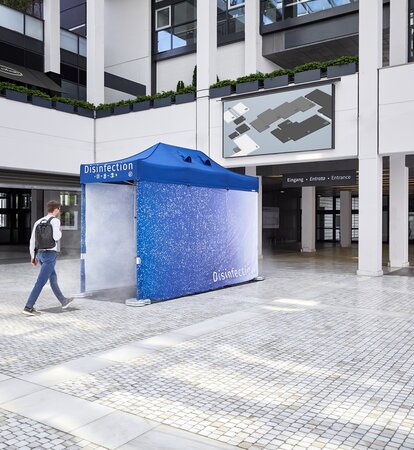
left=0, top=55, right=359, bottom=112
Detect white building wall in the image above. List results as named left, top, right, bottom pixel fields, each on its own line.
left=0, top=98, right=94, bottom=175
left=379, top=64, right=414, bottom=155
left=217, top=42, right=245, bottom=81
left=104, top=0, right=152, bottom=100
left=209, top=74, right=358, bottom=168
left=157, top=53, right=197, bottom=92
left=95, top=103, right=197, bottom=162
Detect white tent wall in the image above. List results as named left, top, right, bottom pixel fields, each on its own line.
left=84, top=183, right=135, bottom=292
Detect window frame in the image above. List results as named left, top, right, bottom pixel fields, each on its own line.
left=155, top=5, right=172, bottom=31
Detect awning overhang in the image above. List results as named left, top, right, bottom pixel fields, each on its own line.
left=0, top=60, right=61, bottom=92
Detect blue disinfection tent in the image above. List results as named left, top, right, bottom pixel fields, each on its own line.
left=80, top=142, right=259, bottom=301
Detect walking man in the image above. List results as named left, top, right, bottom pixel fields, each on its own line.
left=23, top=200, right=73, bottom=316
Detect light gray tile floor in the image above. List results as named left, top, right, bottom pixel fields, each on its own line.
left=1, top=249, right=414, bottom=449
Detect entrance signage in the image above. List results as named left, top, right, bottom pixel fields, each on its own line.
left=282, top=170, right=356, bottom=187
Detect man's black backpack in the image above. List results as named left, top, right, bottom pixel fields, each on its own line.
left=35, top=217, right=56, bottom=250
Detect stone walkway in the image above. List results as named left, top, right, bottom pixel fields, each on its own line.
left=1, top=249, right=414, bottom=449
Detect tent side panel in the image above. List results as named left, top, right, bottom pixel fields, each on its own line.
left=136, top=182, right=258, bottom=300
left=84, top=183, right=136, bottom=292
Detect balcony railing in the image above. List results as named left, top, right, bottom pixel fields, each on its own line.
left=0, top=3, right=43, bottom=40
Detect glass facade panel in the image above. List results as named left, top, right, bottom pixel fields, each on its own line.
left=61, top=29, right=78, bottom=53
left=157, top=29, right=172, bottom=52
left=173, top=1, right=196, bottom=25
left=0, top=4, right=24, bottom=33
left=228, top=7, right=245, bottom=33
left=172, top=21, right=196, bottom=48
left=0, top=214, right=7, bottom=228
left=261, top=0, right=357, bottom=25
left=25, top=15, right=43, bottom=40
left=79, top=36, right=87, bottom=57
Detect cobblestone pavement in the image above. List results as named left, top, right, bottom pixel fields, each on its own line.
left=1, top=249, right=414, bottom=449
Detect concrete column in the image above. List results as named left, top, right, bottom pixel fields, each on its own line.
left=357, top=0, right=383, bottom=276
left=245, top=166, right=263, bottom=259
left=244, top=0, right=277, bottom=74
left=244, top=0, right=260, bottom=74
left=87, top=0, right=105, bottom=105
left=301, top=186, right=315, bottom=253
left=43, top=0, right=60, bottom=74
left=389, top=155, right=409, bottom=268
left=196, top=0, right=216, bottom=154
left=390, top=0, right=408, bottom=66
left=340, top=191, right=352, bottom=248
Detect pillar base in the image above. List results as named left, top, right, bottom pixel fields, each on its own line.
left=388, top=261, right=410, bottom=269
left=301, top=247, right=316, bottom=253
left=356, top=269, right=383, bottom=277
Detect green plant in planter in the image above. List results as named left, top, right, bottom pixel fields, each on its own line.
left=51, top=96, right=95, bottom=110
left=293, top=61, right=323, bottom=73
left=321, top=55, right=358, bottom=68
left=192, top=65, right=197, bottom=88
left=1, top=0, right=35, bottom=12
left=176, top=80, right=185, bottom=91
left=135, top=95, right=153, bottom=103
left=176, top=85, right=196, bottom=94
left=210, top=79, right=237, bottom=89
left=152, top=90, right=176, bottom=100
left=236, top=72, right=265, bottom=84
left=263, top=68, right=293, bottom=79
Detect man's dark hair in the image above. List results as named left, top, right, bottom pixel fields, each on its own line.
left=47, top=200, right=61, bottom=213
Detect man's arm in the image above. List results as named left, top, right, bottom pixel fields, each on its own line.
left=51, top=217, right=62, bottom=242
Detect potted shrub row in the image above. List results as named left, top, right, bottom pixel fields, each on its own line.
left=208, top=55, right=358, bottom=98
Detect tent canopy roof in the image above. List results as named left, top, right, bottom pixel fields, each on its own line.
left=80, top=142, right=258, bottom=192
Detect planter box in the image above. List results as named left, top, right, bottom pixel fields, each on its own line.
left=294, top=69, right=322, bottom=84
left=31, top=95, right=52, bottom=108
left=77, top=107, right=94, bottom=118
left=55, top=101, right=76, bottom=113
left=175, top=92, right=196, bottom=104
left=113, top=104, right=131, bottom=115
left=5, top=89, right=28, bottom=103
left=236, top=80, right=260, bottom=94
left=209, top=85, right=234, bottom=98
left=96, top=108, right=112, bottom=118
left=327, top=62, right=357, bottom=78
left=132, top=100, right=151, bottom=112
left=263, top=74, right=290, bottom=89
left=153, top=96, right=172, bottom=108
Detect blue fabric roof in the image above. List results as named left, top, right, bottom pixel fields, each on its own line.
left=80, top=143, right=258, bottom=192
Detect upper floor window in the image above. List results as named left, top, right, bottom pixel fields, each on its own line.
left=262, top=0, right=357, bottom=25
left=218, top=0, right=245, bottom=39
left=155, top=0, right=197, bottom=53
left=153, top=0, right=245, bottom=56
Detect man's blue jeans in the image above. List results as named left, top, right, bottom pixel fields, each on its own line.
left=26, top=251, right=65, bottom=309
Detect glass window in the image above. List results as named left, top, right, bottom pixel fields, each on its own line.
left=156, top=6, right=171, bottom=30
left=0, top=4, right=24, bottom=33
left=262, top=0, right=357, bottom=25
left=228, top=0, right=245, bottom=9
left=173, top=1, right=196, bottom=25
left=0, top=193, right=7, bottom=209
left=156, top=29, right=172, bottom=52
left=228, top=7, right=245, bottom=33
left=317, top=196, right=333, bottom=210
left=61, top=29, right=78, bottom=53
left=79, top=36, right=86, bottom=57
left=0, top=214, right=8, bottom=228
left=172, top=21, right=196, bottom=48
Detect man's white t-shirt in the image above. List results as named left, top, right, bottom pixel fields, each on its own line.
left=29, top=214, right=62, bottom=259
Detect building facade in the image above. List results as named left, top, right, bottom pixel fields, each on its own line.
left=0, top=0, right=413, bottom=276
